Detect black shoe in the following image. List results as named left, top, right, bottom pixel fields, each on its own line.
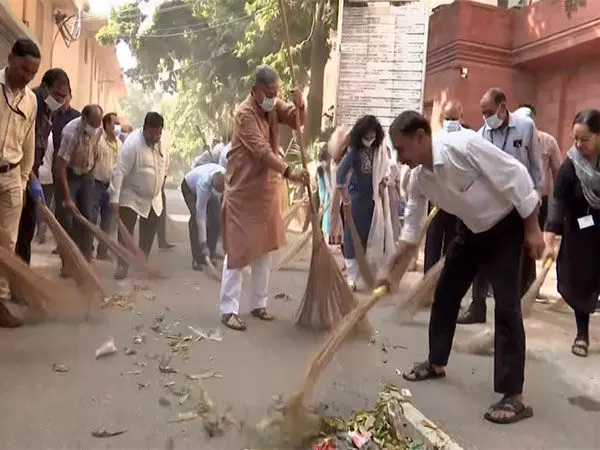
left=457, top=306, right=486, bottom=325
left=192, top=261, right=203, bottom=271
left=159, top=242, right=175, bottom=250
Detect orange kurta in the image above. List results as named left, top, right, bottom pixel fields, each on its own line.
left=223, top=94, right=302, bottom=269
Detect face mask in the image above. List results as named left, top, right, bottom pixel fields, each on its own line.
left=114, top=125, right=122, bottom=135
left=44, top=95, right=64, bottom=112
left=362, top=138, right=375, bottom=148
left=443, top=120, right=461, bottom=133
left=484, top=108, right=503, bottom=130
left=85, top=124, right=98, bottom=136
left=261, top=97, right=276, bottom=112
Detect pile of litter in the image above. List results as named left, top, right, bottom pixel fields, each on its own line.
left=313, top=385, right=416, bottom=450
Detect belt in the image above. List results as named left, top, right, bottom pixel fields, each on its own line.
left=0, top=160, right=21, bottom=174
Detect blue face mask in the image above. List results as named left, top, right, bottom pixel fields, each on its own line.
left=443, top=120, right=461, bottom=133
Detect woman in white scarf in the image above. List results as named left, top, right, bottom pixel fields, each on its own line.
left=329, top=116, right=395, bottom=289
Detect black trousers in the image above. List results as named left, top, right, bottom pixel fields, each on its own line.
left=118, top=206, right=159, bottom=266
left=423, top=206, right=457, bottom=273
left=16, top=187, right=36, bottom=265
left=157, top=187, right=169, bottom=245
left=181, top=180, right=221, bottom=263
left=429, top=210, right=526, bottom=396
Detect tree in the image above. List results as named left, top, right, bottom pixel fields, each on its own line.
left=118, top=82, right=163, bottom=128
left=97, top=0, right=337, bottom=158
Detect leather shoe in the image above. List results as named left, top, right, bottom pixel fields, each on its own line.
left=457, top=306, right=486, bottom=324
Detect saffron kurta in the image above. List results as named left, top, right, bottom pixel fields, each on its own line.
left=223, top=95, right=303, bottom=269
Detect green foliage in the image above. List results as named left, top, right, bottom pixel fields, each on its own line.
left=98, top=0, right=337, bottom=158
left=118, top=83, right=163, bottom=129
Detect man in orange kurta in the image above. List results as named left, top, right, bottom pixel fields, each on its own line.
left=219, top=65, right=308, bottom=331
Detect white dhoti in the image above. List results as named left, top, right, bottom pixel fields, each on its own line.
left=219, top=253, right=272, bottom=315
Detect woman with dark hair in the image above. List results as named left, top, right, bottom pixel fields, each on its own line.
left=330, top=115, right=394, bottom=289
left=543, top=109, right=600, bottom=358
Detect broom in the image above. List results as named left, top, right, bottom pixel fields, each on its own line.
left=275, top=1, right=361, bottom=332
left=458, top=255, right=555, bottom=356
left=282, top=200, right=305, bottom=230
left=343, top=201, right=375, bottom=289
left=72, top=213, right=165, bottom=279
left=396, top=256, right=445, bottom=323
left=257, top=202, right=440, bottom=446
left=37, top=200, right=104, bottom=311
left=0, top=227, right=83, bottom=317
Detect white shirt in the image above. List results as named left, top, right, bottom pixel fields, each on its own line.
left=400, top=130, right=539, bottom=244
left=38, top=133, right=54, bottom=185
left=184, top=163, right=225, bottom=244
left=109, top=129, right=169, bottom=218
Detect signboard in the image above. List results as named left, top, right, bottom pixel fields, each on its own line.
left=335, top=1, right=428, bottom=129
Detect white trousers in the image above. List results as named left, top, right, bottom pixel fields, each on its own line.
left=219, top=253, right=272, bottom=315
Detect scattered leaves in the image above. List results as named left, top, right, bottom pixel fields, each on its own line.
left=159, top=356, right=178, bottom=374
left=101, top=294, right=135, bottom=311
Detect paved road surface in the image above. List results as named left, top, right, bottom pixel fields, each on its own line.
left=0, top=189, right=598, bottom=449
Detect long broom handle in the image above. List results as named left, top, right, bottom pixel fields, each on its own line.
left=277, top=0, right=317, bottom=216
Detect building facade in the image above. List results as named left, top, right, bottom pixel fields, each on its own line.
left=0, top=0, right=125, bottom=113
left=423, top=0, right=600, bottom=151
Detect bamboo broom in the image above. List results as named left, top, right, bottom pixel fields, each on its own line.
left=275, top=225, right=313, bottom=271
left=0, top=228, right=83, bottom=317
left=72, top=213, right=165, bottom=279
left=343, top=202, right=375, bottom=289
left=275, top=0, right=361, bottom=332
left=458, top=255, right=555, bottom=356
left=256, top=203, right=440, bottom=447
left=38, top=201, right=104, bottom=311
left=396, top=256, right=445, bottom=323
left=282, top=200, right=305, bottom=230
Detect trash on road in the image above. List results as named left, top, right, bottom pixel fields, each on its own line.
left=137, top=382, right=149, bottom=390
left=188, top=326, right=222, bottom=342
left=167, top=410, right=199, bottom=423
left=121, top=370, right=142, bottom=376
left=159, top=396, right=172, bottom=407
left=133, top=334, right=146, bottom=346
left=274, top=292, right=292, bottom=302
left=91, top=428, right=128, bottom=438
left=101, top=293, right=135, bottom=311
left=124, top=346, right=137, bottom=355
left=158, top=356, right=178, bottom=374
left=151, top=314, right=164, bottom=333
left=51, top=363, right=69, bottom=373
left=95, top=338, right=117, bottom=359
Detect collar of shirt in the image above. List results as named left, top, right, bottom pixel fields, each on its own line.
left=0, top=67, right=26, bottom=111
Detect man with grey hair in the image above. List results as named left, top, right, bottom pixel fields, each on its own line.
left=219, top=64, right=309, bottom=331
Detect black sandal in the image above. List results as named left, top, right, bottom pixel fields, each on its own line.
left=402, top=361, right=446, bottom=382
left=251, top=308, right=274, bottom=321
left=221, top=313, right=247, bottom=331
left=484, top=396, right=533, bottom=424
left=572, top=339, right=589, bottom=358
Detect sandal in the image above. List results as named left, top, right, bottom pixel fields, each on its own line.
left=484, top=396, right=533, bottom=424
left=221, top=313, right=247, bottom=331
left=402, top=361, right=446, bottom=382
left=572, top=339, right=589, bottom=358
left=250, top=308, right=274, bottom=321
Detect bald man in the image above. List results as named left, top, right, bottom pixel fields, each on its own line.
left=424, top=101, right=475, bottom=273
left=458, top=88, right=541, bottom=325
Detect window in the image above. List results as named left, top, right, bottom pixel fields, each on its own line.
left=84, top=39, right=88, bottom=63
left=36, top=0, right=45, bottom=45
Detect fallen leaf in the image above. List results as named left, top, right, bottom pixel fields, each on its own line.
left=91, top=428, right=127, bottom=438
left=95, top=338, right=117, bottom=359
left=185, top=372, right=223, bottom=381
left=124, top=347, right=137, bottom=355
left=134, top=361, right=147, bottom=368
left=52, top=363, right=69, bottom=373
left=274, top=292, right=292, bottom=301
left=188, top=326, right=223, bottom=342
left=121, top=370, right=142, bottom=376
left=178, top=392, right=190, bottom=405
left=133, top=334, right=146, bottom=345
left=167, top=411, right=199, bottom=423
left=159, top=396, right=172, bottom=407
left=137, top=382, right=149, bottom=390
left=159, top=358, right=178, bottom=374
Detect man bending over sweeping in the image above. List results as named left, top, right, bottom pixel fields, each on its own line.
left=219, top=65, right=308, bottom=331
left=379, top=111, right=544, bottom=424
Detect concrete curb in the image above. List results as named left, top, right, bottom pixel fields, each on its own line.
left=400, top=400, right=464, bottom=450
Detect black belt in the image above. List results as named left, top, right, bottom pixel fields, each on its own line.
left=0, top=160, right=21, bottom=174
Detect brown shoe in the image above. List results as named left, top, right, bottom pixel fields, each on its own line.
left=0, top=303, right=22, bottom=328
left=250, top=308, right=274, bottom=321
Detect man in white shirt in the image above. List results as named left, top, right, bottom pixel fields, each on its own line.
left=181, top=163, right=225, bottom=271
left=380, top=110, right=544, bottom=424
left=110, top=112, right=168, bottom=279
left=91, top=112, right=121, bottom=260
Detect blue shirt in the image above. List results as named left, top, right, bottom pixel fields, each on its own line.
left=184, top=163, right=225, bottom=243
left=478, top=112, right=542, bottom=190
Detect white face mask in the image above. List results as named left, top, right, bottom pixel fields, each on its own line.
left=443, top=120, right=461, bottom=133
left=114, top=125, right=121, bottom=135
left=362, top=137, right=375, bottom=148
left=484, top=108, right=504, bottom=130
left=261, top=97, right=276, bottom=112
left=44, top=95, right=64, bottom=112
left=85, top=124, right=99, bottom=136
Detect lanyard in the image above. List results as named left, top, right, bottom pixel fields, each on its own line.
left=487, top=128, right=510, bottom=152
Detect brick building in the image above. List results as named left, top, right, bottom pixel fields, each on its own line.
left=423, top=0, right=600, bottom=152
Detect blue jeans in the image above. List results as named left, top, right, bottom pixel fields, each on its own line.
left=90, top=180, right=114, bottom=256
left=55, top=170, right=95, bottom=257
